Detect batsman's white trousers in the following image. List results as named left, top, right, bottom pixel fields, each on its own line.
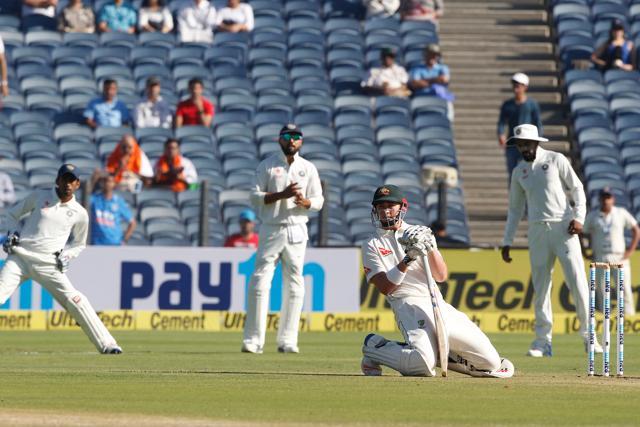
left=243, top=223, right=307, bottom=350
left=0, top=249, right=118, bottom=352
left=595, top=256, right=635, bottom=316
left=528, top=220, right=589, bottom=346
left=364, top=295, right=501, bottom=376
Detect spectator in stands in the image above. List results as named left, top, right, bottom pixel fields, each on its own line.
left=216, top=0, right=254, bottom=33
left=22, top=0, right=57, bottom=29
left=138, top=0, right=174, bottom=33
left=84, top=79, right=131, bottom=129
left=0, top=169, right=15, bottom=208
left=153, top=138, right=198, bottom=192
left=399, top=0, right=443, bottom=23
left=497, top=72, right=542, bottom=182
left=408, top=44, right=454, bottom=120
left=90, top=174, right=137, bottom=245
left=175, top=78, right=214, bottom=128
left=364, top=0, right=400, bottom=19
left=98, top=0, right=137, bottom=34
left=104, top=134, right=154, bottom=192
left=224, top=209, right=259, bottom=248
left=134, top=77, right=173, bottom=129
left=591, top=19, right=636, bottom=72
left=0, top=35, right=8, bottom=99
left=177, top=0, right=217, bottom=44
left=58, top=0, right=95, bottom=33
left=361, top=48, right=410, bottom=98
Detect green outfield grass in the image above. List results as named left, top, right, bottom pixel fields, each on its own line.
left=0, top=331, right=638, bottom=426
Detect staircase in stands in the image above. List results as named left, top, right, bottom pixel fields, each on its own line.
left=439, top=0, right=569, bottom=247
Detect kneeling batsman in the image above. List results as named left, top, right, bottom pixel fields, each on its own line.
left=360, top=185, right=513, bottom=378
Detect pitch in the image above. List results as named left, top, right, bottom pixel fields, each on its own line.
left=0, top=331, right=638, bottom=426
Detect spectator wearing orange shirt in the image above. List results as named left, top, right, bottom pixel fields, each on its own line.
left=224, top=209, right=259, bottom=248
left=153, top=138, right=198, bottom=192
left=175, top=78, right=214, bottom=127
left=104, top=134, right=154, bottom=192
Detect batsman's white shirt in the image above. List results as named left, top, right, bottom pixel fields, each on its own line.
left=361, top=222, right=501, bottom=376
left=250, top=151, right=324, bottom=225
left=5, top=189, right=88, bottom=262
left=503, top=147, right=586, bottom=246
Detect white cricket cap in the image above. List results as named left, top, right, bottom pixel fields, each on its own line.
left=511, top=72, right=529, bottom=86
left=506, top=124, right=548, bottom=146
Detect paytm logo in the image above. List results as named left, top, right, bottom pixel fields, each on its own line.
left=121, top=253, right=325, bottom=311
left=0, top=260, right=54, bottom=310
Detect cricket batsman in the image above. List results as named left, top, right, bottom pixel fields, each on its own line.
left=0, top=164, right=122, bottom=354
left=501, top=124, right=601, bottom=357
left=361, top=185, right=514, bottom=378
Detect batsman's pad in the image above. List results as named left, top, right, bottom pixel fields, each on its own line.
left=66, top=292, right=118, bottom=353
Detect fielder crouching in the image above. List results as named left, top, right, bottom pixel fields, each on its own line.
left=361, top=185, right=513, bottom=378
left=0, top=164, right=122, bottom=354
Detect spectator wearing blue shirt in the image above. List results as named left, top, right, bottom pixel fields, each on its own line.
left=90, top=174, right=136, bottom=245
left=84, top=79, right=131, bottom=129
left=497, top=72, right=542, bottom=182
left=98, top=0, right=137, bottom=33
left=408, top=44, right=454, bottom=120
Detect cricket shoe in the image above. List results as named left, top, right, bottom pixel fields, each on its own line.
left=448, top=354, right=514, bottom=378
left=584, top=339, right=603, bottom=354
left=526, top=342, right=552, bottom=357
left=361, top=356, right=382, bottom=376
left=103, top=346, right=122, bottom=354
left=241, top=343, right=263, bottom=354
left=277, top=345, right=299, bottom=354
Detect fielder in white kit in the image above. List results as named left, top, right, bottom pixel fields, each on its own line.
left=242, top=124, right=324, bottom=354
left=501, top=124, right=598, bottom=357
left=1, top=165, right=122, bottom=354
left=583, top=187, right=639, bottom=315
left=361, top=185, right=514, bottom=378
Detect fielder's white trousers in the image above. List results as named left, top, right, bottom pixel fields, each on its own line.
left=594, top=256, right=635, bottom=316
left=0, top=249, right=119, bottom=352
left=364, top=295, right=501, bottom=377
left=243, top=223, right=307, bottom=350
left=528, top=220, right=590, bottom=346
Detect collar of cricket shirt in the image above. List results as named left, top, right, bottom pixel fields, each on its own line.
left=278, top=150, right=300, bottom=165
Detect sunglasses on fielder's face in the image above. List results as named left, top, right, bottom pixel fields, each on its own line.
left=280, top=133, right=302, bottom=142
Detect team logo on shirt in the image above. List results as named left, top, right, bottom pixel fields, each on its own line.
left=299, top=171, right=305, bottom=177
left=67, top=211, right=74, bottom=218
left=274, top=167, right=283, bottom=176
left=378, top=247, right=392, bottom=256
left=418, top=320, right=425, bottom=328
left=542, top=163, right=549, bottom=171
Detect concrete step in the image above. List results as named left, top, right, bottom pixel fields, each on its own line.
left=456, top=92, right=562, bottom=103
left=446, top=59, right=556, bottom=71
left=453, top=124, right=568, bottom=138
left=440, top=25, right=549, bottom=37
left=440, top=41, right=553, bottom=54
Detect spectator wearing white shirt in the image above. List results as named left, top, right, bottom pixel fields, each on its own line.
left=22, top=0, right=57, bottom=17
left=362, top=48, right=410, bottom=98
left=138, top=0, right=174, bottom=33
left=0, top=35, right=8, bottom=98
left=364, top=0, right=400, bottom=19
left=583, top=188, right=639, bottom=315
left=134, top=77, right=173, bottom=129
left=0, top=171, right=15, bottom=208
left=178, top=0, right=217, bottom=44
left=216, top=0, right=254, bottom=33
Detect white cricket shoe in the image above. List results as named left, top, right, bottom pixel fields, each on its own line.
left=527, top=342, right=552, bottom=357
left=361, top=356, right=382, bottom=376
left=103, top=345, right=122, bottom=354
left=277, top=345, right=299, bottom=354
left=484, top=358, right=515, bottom=378
left=448, top=354, right=514, bottom=378
left=584, top=339, right=604, bottom=354
left=241, top=343, right=263, bottom=354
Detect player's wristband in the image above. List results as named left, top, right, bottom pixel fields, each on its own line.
left=387, top=265, right=406, bottom=285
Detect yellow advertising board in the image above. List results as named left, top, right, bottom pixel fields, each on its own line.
left=360, top=248, right=640, bottom=314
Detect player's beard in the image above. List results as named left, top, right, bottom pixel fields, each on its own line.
left=280, top=143, right=299, bottom=156
left=522, top=150, right=536, bottom=162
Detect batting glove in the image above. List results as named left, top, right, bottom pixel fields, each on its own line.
left=2, top=231, right=19, bottom=254
left=55, top=250, right=70, bottom=273
left=398, top=225, right=432, bottom=247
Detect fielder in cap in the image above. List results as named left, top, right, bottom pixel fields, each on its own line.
left=242, top=124, right=324, bottom=354
left=501, top=124, right=599, bottom=357
left=0, top=165, right=122, bottom=354
left=361, top=185, right=514, bottom=377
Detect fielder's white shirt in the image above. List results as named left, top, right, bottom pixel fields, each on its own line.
left=216, top=4, right=254, bottom=31
left=250, top=151, right=324, bottom=225
left=503, top=147, right=586, bottom=246
left=362, top=221, right=433, bottom=299
left=177, top=0, right=217, bottom=43
left=362, top=64, right=409, bottom=90
left=5, top=189, right=88, bottom=260
left=583, top=206, right=637, bottom=259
